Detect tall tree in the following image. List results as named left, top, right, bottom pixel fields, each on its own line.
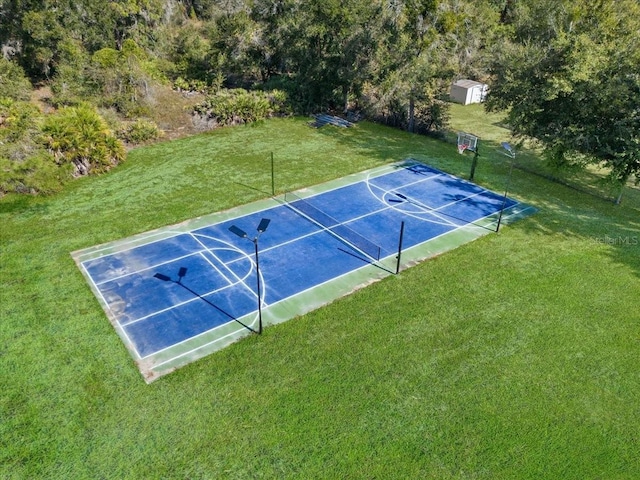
left=364, top=0, right=465, bottom=133
left=280, top=0, right=381, bottom=111
left=0, top=57, right=31, bottom=100
left=486, top=0, right=640, bottom=199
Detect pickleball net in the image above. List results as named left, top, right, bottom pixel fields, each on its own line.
left=283, top=191, right=382, bottom=261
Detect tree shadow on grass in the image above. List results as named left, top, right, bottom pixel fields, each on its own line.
left=508, top=194, right=640, bottom=279
left=0, top=194, right=50, bottom=216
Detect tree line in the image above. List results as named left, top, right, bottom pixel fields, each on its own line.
left=1, top=0, right=638, bottom=197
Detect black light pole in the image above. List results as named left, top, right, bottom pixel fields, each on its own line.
left=229, top=218, right=271, bottom=334
left=496, top=142, right=516, bottom=233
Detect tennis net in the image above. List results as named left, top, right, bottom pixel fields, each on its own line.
left=284, top=191, right=382, bottom=261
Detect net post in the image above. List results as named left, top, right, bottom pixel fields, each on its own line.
left=270, top=152, right=275, bottom=196
left=395, top=221, right=405, bottom=274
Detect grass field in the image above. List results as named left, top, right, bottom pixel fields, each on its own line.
left=1, top=107, right=639, bottom=479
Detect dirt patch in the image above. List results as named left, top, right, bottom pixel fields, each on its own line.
left=30, top=85, right=55, bottom=114
left=147, top=85, right=205, bottom=141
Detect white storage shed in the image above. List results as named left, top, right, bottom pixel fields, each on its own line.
left=450, top=80, right=489, bottom=105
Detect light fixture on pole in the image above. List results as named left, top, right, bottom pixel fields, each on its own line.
left=229, top=218, right=271, bottom=334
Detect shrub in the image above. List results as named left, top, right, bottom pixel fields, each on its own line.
left=0, top=151, right=72, bottom=195
left=41, top=104, right=125, bottom=176
left=0, top=99, right=41, bottom=142
left=117, top=119, right=161, bottom=144
left=0, top=58, right=32, bottom=101
left=193, top=88, right=289, bottom=127
left=88, top=40, right=164, bottom=117
left=174, top=77, right=210, bottom=94
left=0, top=99, right=72, bottom=195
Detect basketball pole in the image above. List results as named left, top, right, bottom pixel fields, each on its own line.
left=469, top=144, right=479, bottom=181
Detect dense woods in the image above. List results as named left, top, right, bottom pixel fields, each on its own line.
left=1, top=0, right=639, bottom=196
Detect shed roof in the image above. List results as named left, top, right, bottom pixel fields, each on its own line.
left=452, top=79, right=487, bottom=89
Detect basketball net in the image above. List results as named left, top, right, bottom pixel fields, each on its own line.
left=457, top=144, right=468, bottom=155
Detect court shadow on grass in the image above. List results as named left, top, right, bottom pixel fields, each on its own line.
left=235, top=181, right=273, bottom=197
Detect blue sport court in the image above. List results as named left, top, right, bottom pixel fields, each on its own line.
left=72, top=159, right=534, bottom=382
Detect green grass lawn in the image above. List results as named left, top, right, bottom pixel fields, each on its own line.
left=1, top=110, right=639, bottom=479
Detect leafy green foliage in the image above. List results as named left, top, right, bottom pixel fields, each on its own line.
left=170, top=24, right=213, bottom=81
left=173, top=76, right=215, bottom=94
left=41, top=104, right=125, bottom=176
left=0, top=58, right=32, bottom=101
left=361, top=80, right=451, bottom=136
left=108, top=0, right=165, bottom=50
left=487, top=0, right=640, bottom=188
left=49, top=39, right=94, bottom=106
left=88, top=39, right=165, bottom=116
left=2, top=0, right=638, bottom=200
left=0, top=99, right=71, bottom=194
left=0, top=98, right=39, bottom=142
left=193, top=88, right=289, bottom=126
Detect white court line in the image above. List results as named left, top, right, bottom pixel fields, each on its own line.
left=80, top=229, right=186, bottom=261
left=190, top=232, right=267, bottom=304
left=80, top=262, right=141, bottom=359
left=120, top=281, right=243, bottom=328
left=93, top=162, right=522, bottom=359
left=366, top=174, right=458, bottom=227
left=188, top=233, right=236, bottom=287
left=366, top=167, right=504, bottom=230
left=139, top=205, right=529, bottom=360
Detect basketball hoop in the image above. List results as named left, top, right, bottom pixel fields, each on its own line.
left=457, top=144, right=467, bottom=155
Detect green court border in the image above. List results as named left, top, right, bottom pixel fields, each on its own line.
left=72, top=159, right=536, bottom=383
